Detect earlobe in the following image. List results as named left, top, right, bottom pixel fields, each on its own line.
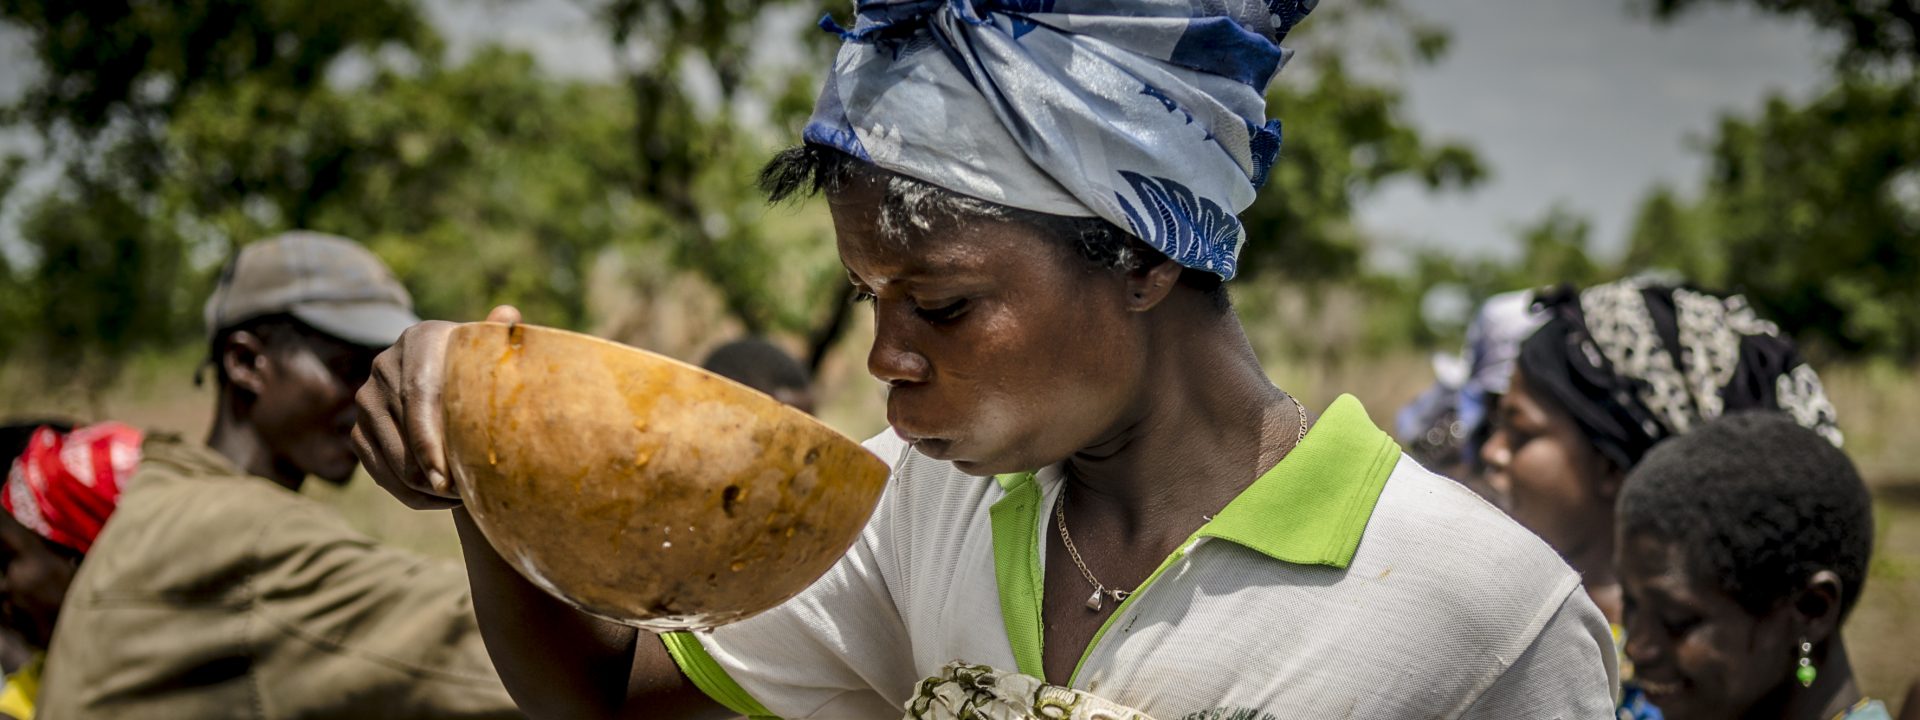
left=1125, top=257, right=1182, bottom=312
left=1794, top=569, right=1846, bottom=645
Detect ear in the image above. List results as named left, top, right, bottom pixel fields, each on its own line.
left=1590, top=452, right=1626, bottom=503
left=1124, top=255, right=1183, bottom=312
left=1791, top=569, right=1846, bottom=646
left=220, top=330, right=272, bottom=396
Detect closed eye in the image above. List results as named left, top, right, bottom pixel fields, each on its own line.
left=914, top=298, right=970, bottom=324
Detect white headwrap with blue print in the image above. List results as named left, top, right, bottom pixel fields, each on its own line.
left=807, top=0, right=1316, bottom=280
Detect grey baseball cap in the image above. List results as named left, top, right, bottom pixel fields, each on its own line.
left=204, top=231, right=420, bottom=348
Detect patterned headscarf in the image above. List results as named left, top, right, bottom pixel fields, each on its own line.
left=3, top=423, right=144, bottom=554
left=1517, top=280, right=1841, bottom=471
left=807, top=0, right=1316, bottom=280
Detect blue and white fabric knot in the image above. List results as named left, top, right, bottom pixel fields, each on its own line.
left=805, top=0, right=1316, bottom=280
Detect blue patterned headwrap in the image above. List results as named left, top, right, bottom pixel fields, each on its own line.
left=807, top=0, right=1316, bottom=280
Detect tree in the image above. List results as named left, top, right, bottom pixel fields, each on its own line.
left=587, top=0, right=847, bottom=362
left=158, top=48, right=647, bottom=327
left=1622, top=184, right=1725, bottom=287
left=1641, top=0, right=1920, bottom=68
left=0, top=0, right=436, bottom=384
left=1692, top=77, right=1920, bottom=358
left=1238, top=1, right=1486, bottom=282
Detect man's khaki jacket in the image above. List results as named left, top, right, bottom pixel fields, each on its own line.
left=36, top=435, right=521, bottom=719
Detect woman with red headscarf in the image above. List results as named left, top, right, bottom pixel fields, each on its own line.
left=0, top=421, right=144, bottom=720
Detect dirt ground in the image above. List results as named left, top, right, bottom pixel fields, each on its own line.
left=4, top=346, right=1915, bottom=711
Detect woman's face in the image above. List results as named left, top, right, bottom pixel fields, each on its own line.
left=830, top=179, right=1148, bottom=477
left=1481, top=368, right=1619, bottom=561
left=1619, top=532, right=1798, bottom=720
left=0, top=512, right=77, bottom=649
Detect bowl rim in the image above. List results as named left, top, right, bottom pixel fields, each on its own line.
left=447, top=321, right=866, bottom=447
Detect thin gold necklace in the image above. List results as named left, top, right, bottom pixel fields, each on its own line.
left=1056, top=394, right=1309, bottom=612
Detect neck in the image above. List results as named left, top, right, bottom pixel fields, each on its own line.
left=207, top=392, right=305, bottom=492
left=1060, top=310, right=1298, bottom=540
left=1567, top=510, right=1621, bottom=621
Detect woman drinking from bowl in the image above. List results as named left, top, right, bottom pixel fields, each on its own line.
left=354, top=2, right=1616, bottom=718
left=1617, top=412, right=1887, bottom=719
left=1481, top=278, right=1844, bottom=719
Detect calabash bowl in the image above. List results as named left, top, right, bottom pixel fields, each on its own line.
left=441, top=322, right=889, bottom=631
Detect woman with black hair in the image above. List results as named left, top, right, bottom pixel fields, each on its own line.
left=353, top=2, right=1619, bottom=718
left=1617, top=412, right=1886, bottom=719
left=1481, top=278, right=1845, bottom=719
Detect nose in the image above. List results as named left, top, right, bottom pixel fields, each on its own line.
left=1622, top=622, right=1661, bottom=669
left=1480, top=430, right=1512, bottom=492
left=867, top=311, right=931, bottom=387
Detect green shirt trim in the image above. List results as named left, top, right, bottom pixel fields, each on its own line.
left=989, top=393, right=1399, bottom=685
left=1195, top=393, right=1398, bottom=568
left=989, top=473, right=1048, bottom=678
left=661, top=631, right=777, bottom=719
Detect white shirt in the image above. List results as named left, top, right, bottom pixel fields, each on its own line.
left=664, top=395, right=1617, bottom=719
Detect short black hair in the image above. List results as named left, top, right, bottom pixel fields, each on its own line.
left=1619, top=411, right=1875, bottom=620
left=701, top=338, right=811, bottom=396
left=760, top=144, right=1230, bottom=312
left=204, top=314, right=332, bottom=388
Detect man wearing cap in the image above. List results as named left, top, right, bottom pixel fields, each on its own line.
left=33, top=232, right=522, bottom=719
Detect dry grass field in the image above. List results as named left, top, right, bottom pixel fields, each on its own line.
left=4, top=328, right=1915, bottom=710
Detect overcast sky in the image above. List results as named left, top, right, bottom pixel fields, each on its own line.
left=1356, top=0, right=1830, bottom=264
left=1, top=0, right=1834, bottom=266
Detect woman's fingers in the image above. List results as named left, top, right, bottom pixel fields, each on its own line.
left=353, top=320, right=462, bottom=507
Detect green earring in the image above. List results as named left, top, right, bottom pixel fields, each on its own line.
left=1796, top=640, right=1817, bottom=687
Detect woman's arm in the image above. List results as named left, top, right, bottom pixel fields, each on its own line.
left=452, top=509, right=726, bottom=720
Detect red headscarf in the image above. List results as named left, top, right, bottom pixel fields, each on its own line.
left=3, top=423, right=144, bottom=553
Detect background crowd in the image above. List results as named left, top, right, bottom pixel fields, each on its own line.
left=0, top=0, right=1915, bottom=718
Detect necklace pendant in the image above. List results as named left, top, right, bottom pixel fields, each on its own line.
left=1086, top=589, right=1105, bottom=612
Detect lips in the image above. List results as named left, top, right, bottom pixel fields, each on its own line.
left=1635, top=677, right=1684, bottom=699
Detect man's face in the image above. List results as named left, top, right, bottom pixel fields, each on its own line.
left=253, top=331, right=382, bottom=485
left=829, top=177, right=1148, bottom=477
left=0, top=513, right=76, bottom=649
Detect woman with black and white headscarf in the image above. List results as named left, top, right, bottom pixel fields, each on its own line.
left=1482, top=277, right=1844, bottom=720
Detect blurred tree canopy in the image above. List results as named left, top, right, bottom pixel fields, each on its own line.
left=1619, top=1, right=1920, bottom=361
left=1642, top=0, right=1920, bottom=68
left=1619, top=78, right=1920, bottom=359
left=1241, top=0, right=1485, bottom=282
left=1, top=0, right=1490, bottom=385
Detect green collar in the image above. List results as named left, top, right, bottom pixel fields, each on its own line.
left=988, top=394, right=1400, bottom=680
left=996, top=393, right=1397, bottom=568
left=1192, top=393, right=1399, bottom=568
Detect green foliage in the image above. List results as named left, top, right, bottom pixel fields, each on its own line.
left=1512, top=205, right=1607, bottom=288
left=1622, top=184, right=1725, bottom=287
left=12, top=181, right=197, bottom=387
left=1693, top=76, right=1920, bottom=358
left=589, top=0, right=842, bottom=336
left=0, top=0, right=1497, bottom=380
left=1641, top=0, right=1920, bottom=69
left=0, top=0, right=436, bottom=175
left=161, top=48, right=646, bottom=326
left=0, top=0, right=439, bottom=383
left=1240, top=7, right=1486, bottom=282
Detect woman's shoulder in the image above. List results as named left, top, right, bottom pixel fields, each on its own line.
left=1352, top=455, right=1586, bottom=617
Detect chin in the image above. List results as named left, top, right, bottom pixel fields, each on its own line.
left=312, top=458, right=360, bottom=486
